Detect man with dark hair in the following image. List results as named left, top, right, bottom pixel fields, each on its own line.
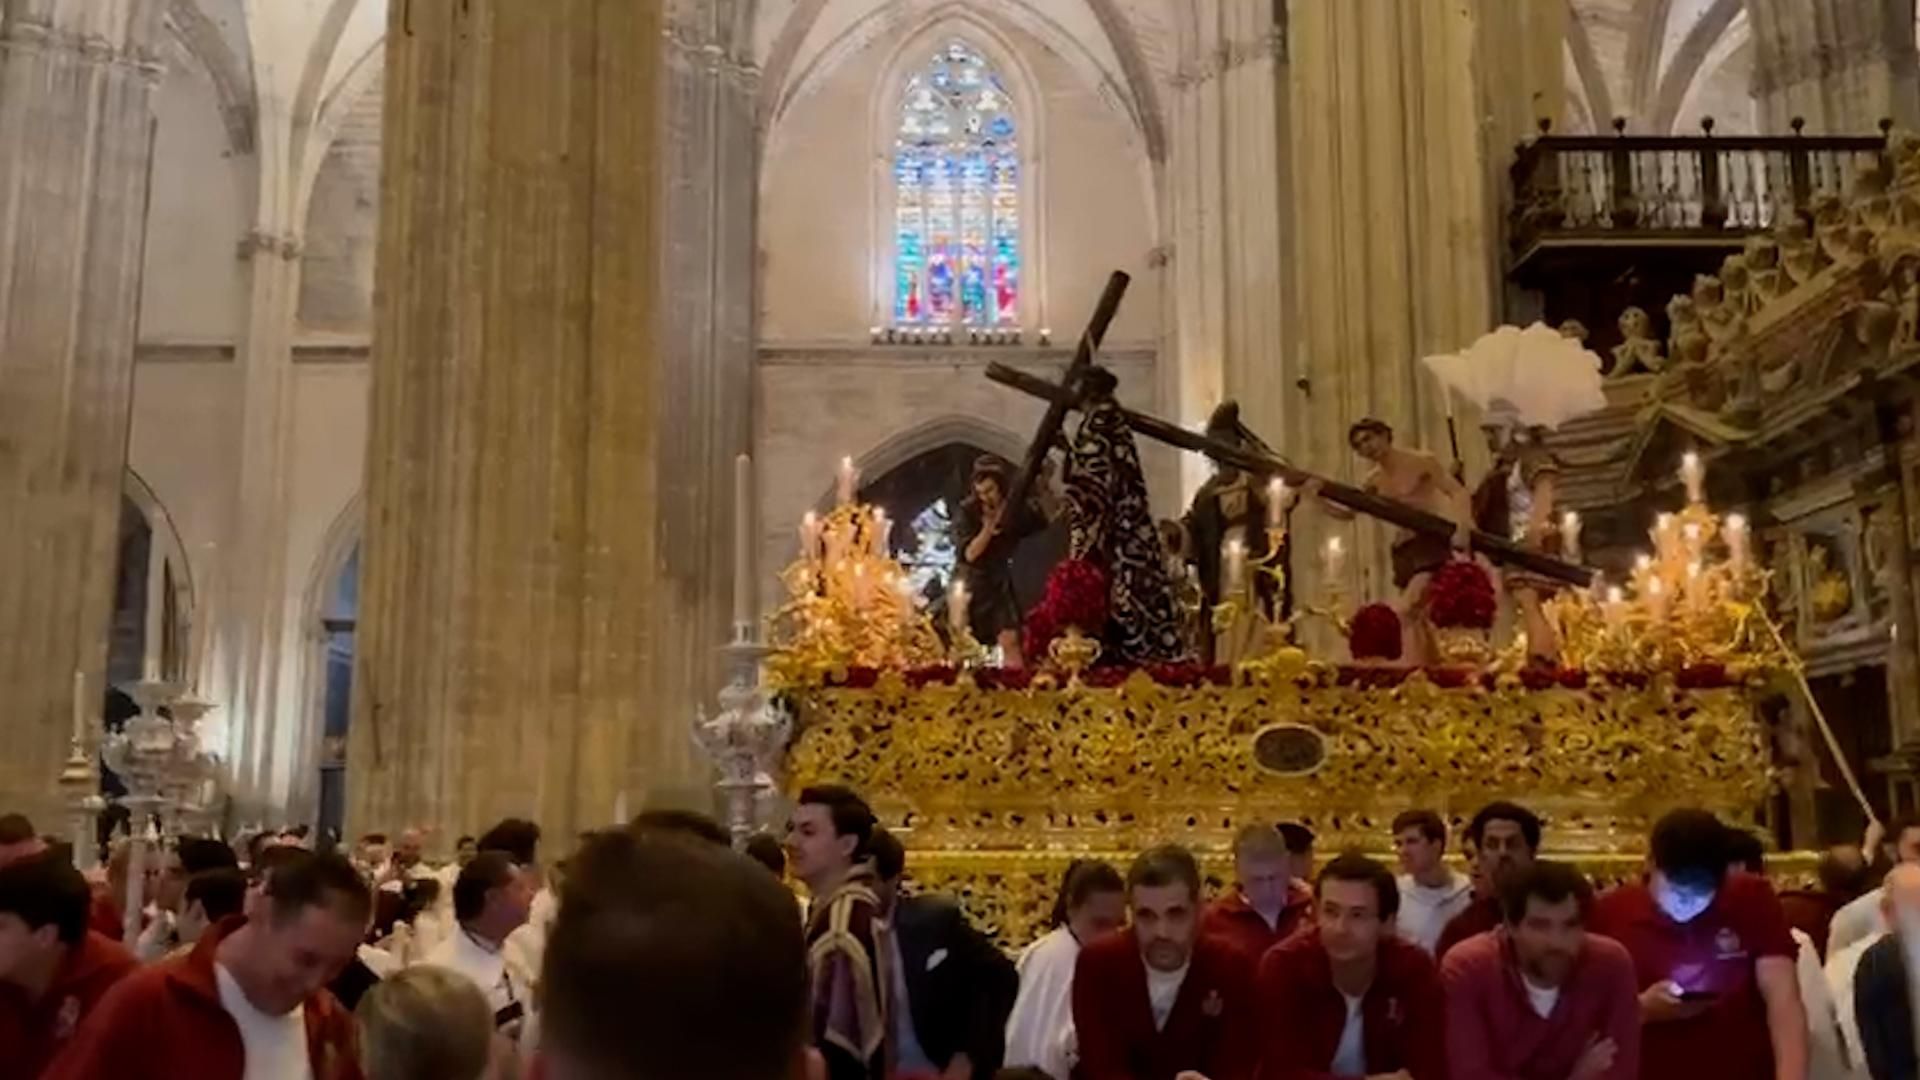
left=424, top=849, right=535, bottom=1036
left=1440, top=860, right=1639, bottom=1078
left=454, top=835, right=479, bottom=869
left=47, top=848, right=371, bottom=1078
left=1590, top=808, right=1807, bottom=1080
left=176, top=868, right=249, bottom=950
left=1277, top=822, right=1317, bottom=884
left=1073, top=844, right=1258, bottom=1080
left=0, top=852, right=138, bottom=1075
left=868, top=827, right=1017, bottom=1079
left=1257, top=853, right=1445, bottom=1079
left=1392, top=809, right=1472, bottom=956
left=1437, top=801, right=1543, bottom=960
left=787, top=784, right=888, bottom=1080
left=478, top=817, right=550, bottom=1001
left=745, top=832, right=788, bottom=877
left=1850, top=863, right=1920, bottom=1079
left=1780, top=844, right=1868, bottom=960
left=532, top=829, right=823, bottom=1080
left=1831, top=815, right=1920, bottom=956
left=0, top=814, right=39, bottom=868
left=631, top=807, right=732, bottom=846
left=1202, top=824, right=1314, bottom=963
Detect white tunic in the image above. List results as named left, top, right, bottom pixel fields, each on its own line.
left=1004, top=928, right=1083, bottom=1079
left=1395, top=872, right=1474, bottom=955
left=214, top=962, right=313, bottom=1080
left=424, top=927, right=533, bottom=1023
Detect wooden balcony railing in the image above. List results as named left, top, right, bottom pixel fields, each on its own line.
left=1511, top=119, right=1888, bottom=255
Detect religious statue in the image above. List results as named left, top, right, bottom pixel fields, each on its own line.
left=1180, top=401, right=1293, bottom=664
left=1472, top=419, right=1565, bottom=663
left=1058, top=366, right=1188, bottom=664
left=955, top=455, right=1048, bottom=666
left=1610, top=306, right=1665, bottom=377
left=1312, top=418, right=1472, bottom=666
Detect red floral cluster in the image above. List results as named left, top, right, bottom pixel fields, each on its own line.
left=1348, top=604, right=1404, bottom=662
left=1023, top=558, right=1110, bottom=659
left=1426, top=560, right=1498, bottom=629
left=831, top=661, right=1740, bottom=692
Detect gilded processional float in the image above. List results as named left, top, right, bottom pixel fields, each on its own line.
left=704, top=271, right=1825, bottom=946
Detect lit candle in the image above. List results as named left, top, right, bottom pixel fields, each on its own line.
left=1645, top=576, right=1668, bottom=618
left=1323, top=536, right=1347, bottom=584
left=837, top=456, right=859, bottom=506
left=1724, top=513, right=1750, bottom=574
left=1561, top=511, right=1583, bottom=563
left=949, top=578, right=970, bottom=638
left=1686, top=560, right=1706, bottom=611
left=800, top=512, right=823, bottom=562
left=733, top=453, right=755, bottom=633
left=613, top=790, right=629, bottom=826
left=1223, top=539, right=1247, bottom=597
left=871, top=509, right=890, bottom=558
left=893, top=573, right=916, bottom=617
left=1604, top=585, right=1626, bottom=627
left=851, top=562, right=869, bottom=605
left=1653, top=513, right=1677, bottom=561
left=1266, top=478, right=1289, bottom=532
left=1682, top=522, right=1704, bottom=556
left=1681, top=451, right=1706, bottom=505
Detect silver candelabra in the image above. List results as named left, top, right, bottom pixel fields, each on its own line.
left=691, top=624, right=793, bottom=847
left=99, top=675, right=219, bottom=940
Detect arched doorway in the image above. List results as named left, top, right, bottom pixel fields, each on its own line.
left=860, top=441, right=1063, bottom=646
left=315, top=545, right=359, bottom=841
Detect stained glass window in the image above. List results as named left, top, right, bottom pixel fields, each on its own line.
left=894, top=41, right=1019, bottom=327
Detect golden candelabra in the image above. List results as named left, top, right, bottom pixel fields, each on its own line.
left=767, top=502, right=945, bottom=684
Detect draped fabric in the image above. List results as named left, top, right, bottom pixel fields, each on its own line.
left=806, top=868, right=891, bottom=1080
left=1063, top=395, right=1189, bottom=664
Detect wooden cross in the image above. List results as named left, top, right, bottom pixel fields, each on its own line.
left=986, top=362, right=1595, bottom=589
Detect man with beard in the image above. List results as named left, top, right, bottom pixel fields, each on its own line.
left=1436, top=802, right=1542, bottom=961
left=1073, top=845, right=1258, bottom=1080
left=1590, top=809, right=1806, bottom=1080
left=1255, top=853, right=1446, bottom=1079
left=1440, top=860, right=1639, bottom=1078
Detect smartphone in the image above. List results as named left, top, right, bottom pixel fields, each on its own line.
left=1677, top=990, right=1719, bottom=1003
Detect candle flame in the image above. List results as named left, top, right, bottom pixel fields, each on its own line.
left=1635, top=553, right=1653, bottom=572
left=1606, top=586, right=1624, bottom=604
left=1725, top=513, right=1747, bottom=531
left=1327, top=537, right=1344, bottom=554
left=1647, top=578, right=1664, bottom=596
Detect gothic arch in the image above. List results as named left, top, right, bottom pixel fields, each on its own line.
left=821, top=414, right=1028, bottom=510
left=291, top=493, right=364, bottom=829
left=1650, top=0, right=1746, bottom=133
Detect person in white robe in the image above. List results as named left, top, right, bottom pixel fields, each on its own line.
left=1004, top=860, right=1127, bottom=1079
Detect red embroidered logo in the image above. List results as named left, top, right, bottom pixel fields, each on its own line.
left=54, top=995, right=80, bottom=1039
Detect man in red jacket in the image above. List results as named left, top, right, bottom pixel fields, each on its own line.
left=44, top=848, right=372, bottom=1080
left=1203, top=825, right=1314, bottom=963
left=1436, top=801, right=1542, bottom=961
left=1440, top=860, right=1640, bottom=1079
left=0, top=851, right=138, bottom=1079
left=1255, top=853, right=1445, bottom=1080
left=1073, top=844, right=1260, bottom=1080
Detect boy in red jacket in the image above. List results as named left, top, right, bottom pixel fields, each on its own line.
left=44, top=848, right=371, bottom=1080
left=0, top=852, right=138, bottom=1078
left=1255, top=854, right=1446, bottom=1080
left=1073, top=844, right=1260, bottom=1080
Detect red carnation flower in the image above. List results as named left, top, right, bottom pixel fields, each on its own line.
left=1427, top=560, right=1498, bottom=630
left=1349, top=604, right=1404, bottom=661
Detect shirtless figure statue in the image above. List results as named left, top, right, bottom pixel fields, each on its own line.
left=1312, top=418, right=1472, bottom=665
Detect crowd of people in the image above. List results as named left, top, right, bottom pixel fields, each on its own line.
left=0, top=795, right=1914, bottom=1079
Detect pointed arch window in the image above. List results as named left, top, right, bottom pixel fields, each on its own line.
left=893, top=40, right=1020, bottom=327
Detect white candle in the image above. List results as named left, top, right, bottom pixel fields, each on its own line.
left=1645, top=576, right=1668, bottom=618
left=733, top=453, right=755, bottom=632
left=1724, top=513, right=1750, bottom=574
left=851, top=562, right=869, bottom=605
left=1653, top=513, right=1678, bottom=562
left=1561, top=511, right=1583, bottom=563
left=1223, top=539, right=1247, bottom=597
left=949, top=578, right=970, bottom=638
left=1682, top=522, right=1704, bottom=556
left=1266, top=478, right=1289, bottom=531
left=1324, top=536, right=1347, bottom=583
left=1604, top=585, right=1626, bottom=627
left=1681, top=451, right=1705, bottom=505
left=800, top=512, right=823, bottom=562
left=871, top=509, right=890, bottom=558
left=613, top=790, right=629, bottom=825
left=143, top=546, right=164, bottom=681
left=837, top=456, right=859, bottom=506
left=71, top=671, right=86, bottom=745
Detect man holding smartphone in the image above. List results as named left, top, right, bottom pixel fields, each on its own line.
left=1590, top=809, right=1807, bottom=1080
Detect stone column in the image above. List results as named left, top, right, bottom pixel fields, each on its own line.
left=349, top=0, right=662, bottom=839
left=0, top=1, right=163, bottom=826
left=648, top=0, right=759, bottom=808
left=1167, top=0, right=1290, bottom=498
left=1748, top=0, right=1920, bottom=134
left=1281, top=0, right=1560, bottom=608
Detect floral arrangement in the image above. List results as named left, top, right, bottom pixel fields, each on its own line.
left=1427, top=560, right=1498, bottom=629
left=1023, top=557, right=1109, bottom=658
left=1349, top=604, right=1404, bottom=662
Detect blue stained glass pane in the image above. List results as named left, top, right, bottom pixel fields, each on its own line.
left=892, top=40, right=1019, bottom=328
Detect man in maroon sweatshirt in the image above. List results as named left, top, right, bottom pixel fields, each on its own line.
left=44, top=848, right=371, bottom=1080
left=1255, top=853, right=1446, bottom=1080
left=1440, top=860, right=1640, bottom=1079
left=1437, top=801, right=1542, bottom=961
left=1202, top=824, right=1314, bottom=963
left=1073, top=844, right=1260, bottom=1080
left=0, top=851, right=139, bottom=1079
